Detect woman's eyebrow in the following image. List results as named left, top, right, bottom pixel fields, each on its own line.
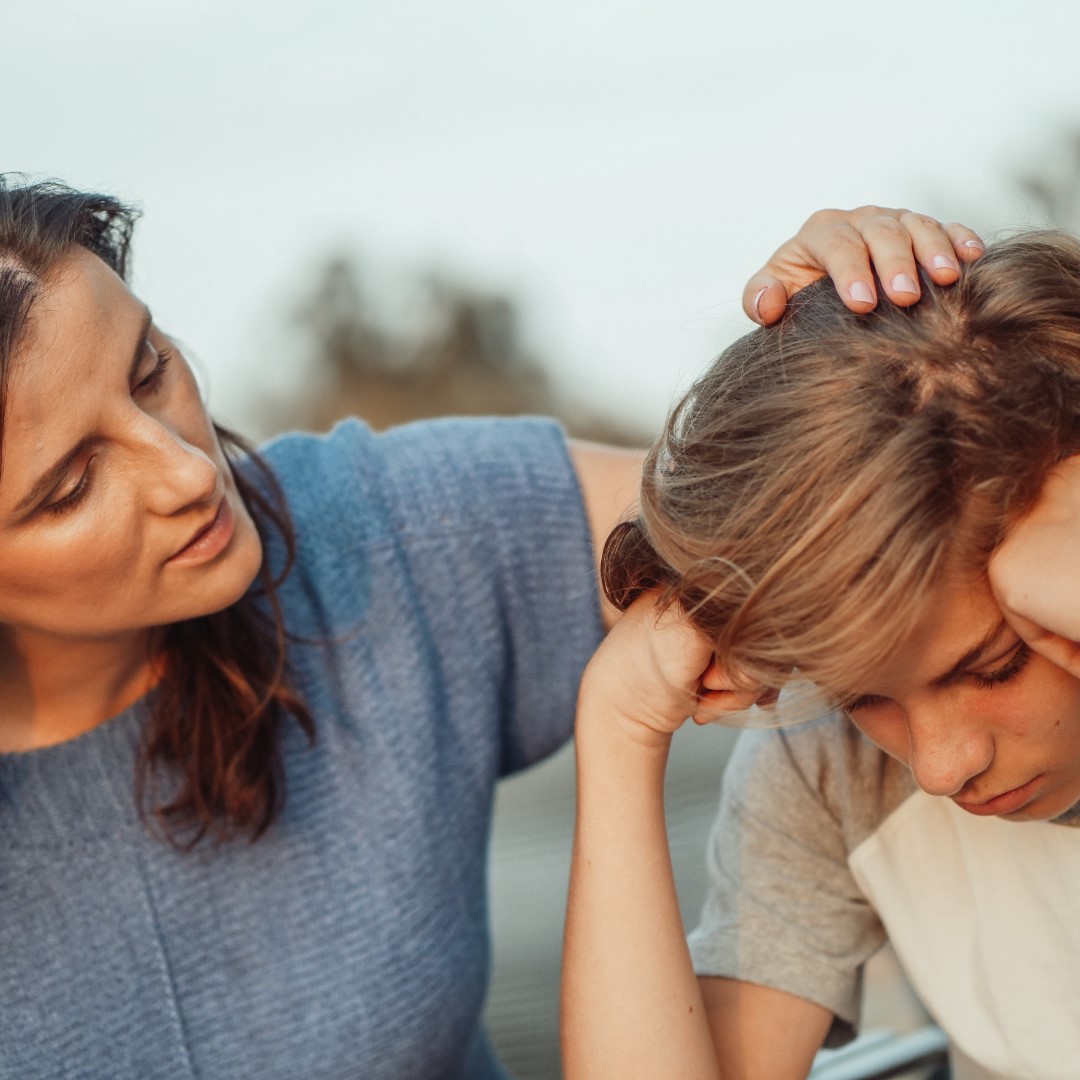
left=930, top=617, right=1012, bottom=686
left=12, top=306, right=152, bottom=515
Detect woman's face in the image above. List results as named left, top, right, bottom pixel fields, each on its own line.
left=842, top=579, right=1080, bottom=821
left=0, top=247, right=263, bottom=646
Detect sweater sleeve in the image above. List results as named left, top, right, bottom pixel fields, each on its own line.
left=378, top=416, right=604, bottom=774
left=264, top=416, right=605, bottom=777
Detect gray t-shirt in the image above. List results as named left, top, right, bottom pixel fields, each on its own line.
left=0, top=417, right=603, bottom=1080
left=689, top=714, right=1080, bottom=1078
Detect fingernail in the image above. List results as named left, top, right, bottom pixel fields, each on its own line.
left=753, top=287, right=767, bottom=321
left=963, top=239, right=984, bottom=252
left=891, top=273, right=919, bottom=295
left=932, top=254, right=959, bottom=272
left=849, top=281, right=874, bottom=304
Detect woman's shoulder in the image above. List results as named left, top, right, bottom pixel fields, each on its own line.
left=257, top=414, right=572, bottom=471
left=257, top=415, right=579, bottom=540
left=248, top=416, right=599, bottom=656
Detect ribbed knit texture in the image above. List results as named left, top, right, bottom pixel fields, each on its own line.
left=0, top=417, right=602, bottom=1080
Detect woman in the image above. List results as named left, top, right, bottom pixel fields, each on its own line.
left=562, top=230, right=1080, bottom=1080
left=0, top=177, right=973, bottom=1079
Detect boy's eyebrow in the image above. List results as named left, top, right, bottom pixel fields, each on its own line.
left=930, top=616, right=1012, bottom=686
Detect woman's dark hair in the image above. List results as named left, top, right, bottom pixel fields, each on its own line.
left=0, top=175, right=314, bottom=846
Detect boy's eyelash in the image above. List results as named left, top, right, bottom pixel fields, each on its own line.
left=840, top=694, right=881, bottom=715
left=841, top=642, right=1032, bottom=714
left=972, top=642, right=1032, bottom=688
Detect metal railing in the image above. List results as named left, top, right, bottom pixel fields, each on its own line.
left=810, top=1026, right=950, bottom=1080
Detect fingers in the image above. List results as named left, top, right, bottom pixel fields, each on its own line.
left=946, top=221, right=985, bottom=264
left=692, top=657, right=773, bottom=724
left=700, top=656, right=745, bottom=693
left=741, top=276, right=789, bottom=326
left=745, top=210, right=880, bottom=325
left=691, top=693, right=759, bottom=724
left=746, top=206, right=986, bottom=326
left=815, top=209, right=938, bottom=309
left=802, top=216, right=882, bottom=312
left=894, top=211, right=961, bottom=289
left=1015, top=624, right=1080, bottom=681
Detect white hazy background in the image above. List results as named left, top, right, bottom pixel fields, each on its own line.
left=5, top=1, right=1077, bottom=435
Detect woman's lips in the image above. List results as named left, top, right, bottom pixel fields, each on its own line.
left=167, top=498, right=235, bottom=565
left=953, top=774, right=1044, bottom=817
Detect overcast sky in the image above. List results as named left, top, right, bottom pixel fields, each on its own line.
left=4, top=1, right=1077, bottom=432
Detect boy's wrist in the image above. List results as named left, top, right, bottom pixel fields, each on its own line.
left=575, top=686, right=679, bottom=756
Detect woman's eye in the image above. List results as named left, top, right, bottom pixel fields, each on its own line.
left=972, top=642, right=1032, bottom=689
left=44, top=459, right=95, bottom=517
left=134, top=345, right=172, bottom=395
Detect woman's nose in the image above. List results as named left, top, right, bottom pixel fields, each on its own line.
left=138, top=418, right=219, bottom=514
left=905, top=705, right=994, bottom=797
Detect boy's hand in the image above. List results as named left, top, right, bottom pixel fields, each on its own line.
left=580, top=592, right=767, bottom=744
left=991, top=456, right=1080, bottom=678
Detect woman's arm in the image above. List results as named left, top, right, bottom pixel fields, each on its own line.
left=991, top=455, right=1080, bottom=676
left=561, top=596, right=831, bottom=1079
left=569, top=439, right=645, bottom=628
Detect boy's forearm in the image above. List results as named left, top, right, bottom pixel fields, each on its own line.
left=561, top=701, right=720, bottom=1080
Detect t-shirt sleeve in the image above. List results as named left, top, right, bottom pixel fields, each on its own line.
left=687, top=720, right=887, bottom=1046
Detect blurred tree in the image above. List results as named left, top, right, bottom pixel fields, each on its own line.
left=264, top=252, right=644, bottom=446
left=1017, top=127, right=1080, bottom=232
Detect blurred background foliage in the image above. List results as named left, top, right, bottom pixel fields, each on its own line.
left=1016, top=128, right=1080, bottom=233
left=260, top=124, right=1080, bottom=454
left=259, top=251, right=646, bottom=445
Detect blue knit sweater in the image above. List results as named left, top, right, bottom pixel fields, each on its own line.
left=0, top=418, right=603, bottom=1080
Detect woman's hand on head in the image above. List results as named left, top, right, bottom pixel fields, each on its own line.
left=991, top=456, right=1080, bottom=678
left=579, top=591, right=766, bottom=744
left=744, top=206, right=985, bottom=325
